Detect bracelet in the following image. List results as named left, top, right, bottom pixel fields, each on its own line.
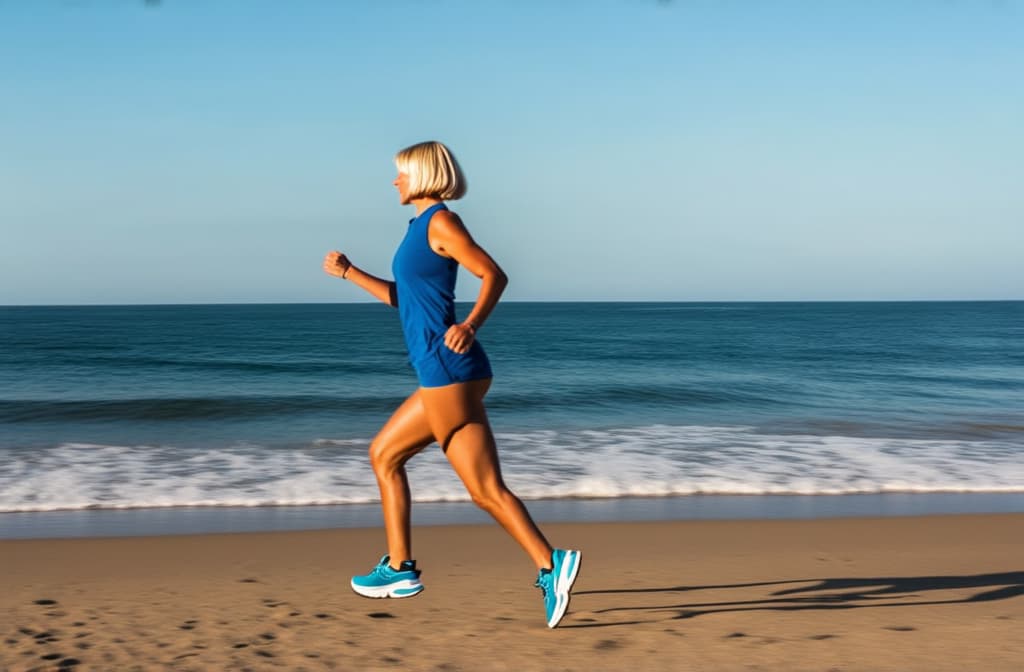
left=466, top=321, right=479, bottom=334
left=341, top=266, right=351, bottom=280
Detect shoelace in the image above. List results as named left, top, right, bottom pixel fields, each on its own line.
left=534, top=576, right=550, bottom=597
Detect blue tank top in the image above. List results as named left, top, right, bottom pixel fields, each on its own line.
left=392, top=203, right=458, bottom=365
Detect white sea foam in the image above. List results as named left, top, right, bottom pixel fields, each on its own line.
left=1, top=426, right=1022, bottom=512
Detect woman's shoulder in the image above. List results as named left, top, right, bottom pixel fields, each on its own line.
left=428, top=207, right=466, bottom=232
left=426, top=207, right=473, bottom=253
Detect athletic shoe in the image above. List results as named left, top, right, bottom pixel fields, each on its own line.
left=350, top=555, right=424, bottom=599
left=534, top=548, right=582, bottom=628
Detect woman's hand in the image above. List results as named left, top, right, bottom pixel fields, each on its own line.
left=323, top=251, right=398, bottom=306
left=323, top=251, right=352, bottom=279
left=444, top=322, right=477, bottom=354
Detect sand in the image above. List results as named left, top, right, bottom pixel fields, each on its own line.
left=2, top=514, right=1023, bottom=671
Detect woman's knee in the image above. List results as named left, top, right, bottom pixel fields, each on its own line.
left=368, top=436, right=402, bottom=476
left=468, top=482, right=515, bottom=514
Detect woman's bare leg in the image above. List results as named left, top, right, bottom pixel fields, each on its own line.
left=369, top=390, right=435, bottom=567
left=418, top=378, right=554, bottom=571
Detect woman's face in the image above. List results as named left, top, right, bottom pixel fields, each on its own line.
left=393, top=171, right=410, bottom=204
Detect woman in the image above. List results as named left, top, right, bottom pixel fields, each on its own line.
left=322, top=141, right=581, bottom=628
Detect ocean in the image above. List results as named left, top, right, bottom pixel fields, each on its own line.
left=1, top=302, right=1023, bottom=534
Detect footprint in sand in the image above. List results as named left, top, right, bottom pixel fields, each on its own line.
left=594, top=639, right=621, bottom=650
left=34, top=631, right=58, bottom=643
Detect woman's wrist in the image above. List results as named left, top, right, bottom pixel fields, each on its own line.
left=465, top=320, right=479, bottom=334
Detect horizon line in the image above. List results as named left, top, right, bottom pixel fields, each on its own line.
left=3, top=298, right=1023, bottom=308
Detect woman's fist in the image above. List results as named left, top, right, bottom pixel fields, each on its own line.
left=323, top=251, right=352, bottom=279
left=444, top=322, right=476, bottom=354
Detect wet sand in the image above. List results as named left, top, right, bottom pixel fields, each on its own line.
left=2, top=514, right=1023, bottom=671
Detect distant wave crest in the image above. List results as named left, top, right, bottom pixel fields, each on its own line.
left=0, top=395, right=406, bottom=422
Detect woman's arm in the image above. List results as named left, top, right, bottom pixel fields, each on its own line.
left=426, top=210, right=508, bottom=354
left=323, top=251, right=398, bottom=307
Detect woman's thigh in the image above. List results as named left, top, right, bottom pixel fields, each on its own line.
left=417, top=378, right=492, bottom=450
left=371, top=389, right=437, bottom=468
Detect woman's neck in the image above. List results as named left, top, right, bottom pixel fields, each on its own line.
left=411, top=197, right=442, bottom=215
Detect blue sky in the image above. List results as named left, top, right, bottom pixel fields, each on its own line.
left=1, top=0, right=1021, bottom=304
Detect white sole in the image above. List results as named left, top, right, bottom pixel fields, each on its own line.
left=350, top=578, right=424, bottom=599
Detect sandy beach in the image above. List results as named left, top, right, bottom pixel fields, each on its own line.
left=2, top=514, right=1023, bottom=671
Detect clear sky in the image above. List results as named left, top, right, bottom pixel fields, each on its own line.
left=1, top=0, right=1021, bottom=304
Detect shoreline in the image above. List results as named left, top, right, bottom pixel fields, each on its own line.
left=3, top=491, right=1024, bottom=540
left=3, top=514, right=1022, bottom=670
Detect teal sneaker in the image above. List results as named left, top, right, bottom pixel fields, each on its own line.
left=535, top=548, right=581, bottom=628
left=350, top=555, right=424, bottom=599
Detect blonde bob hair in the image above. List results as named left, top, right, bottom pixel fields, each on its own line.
left=395, top=141, right=467, bottom=201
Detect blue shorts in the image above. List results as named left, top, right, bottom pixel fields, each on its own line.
left=413, top=340, right=493, bottom=388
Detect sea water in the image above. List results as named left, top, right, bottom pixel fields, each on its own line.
left=1, top=302, right=1022, bottom=516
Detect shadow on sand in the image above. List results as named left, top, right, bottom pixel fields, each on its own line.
left=564, top=571, right=1024, bottom=629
